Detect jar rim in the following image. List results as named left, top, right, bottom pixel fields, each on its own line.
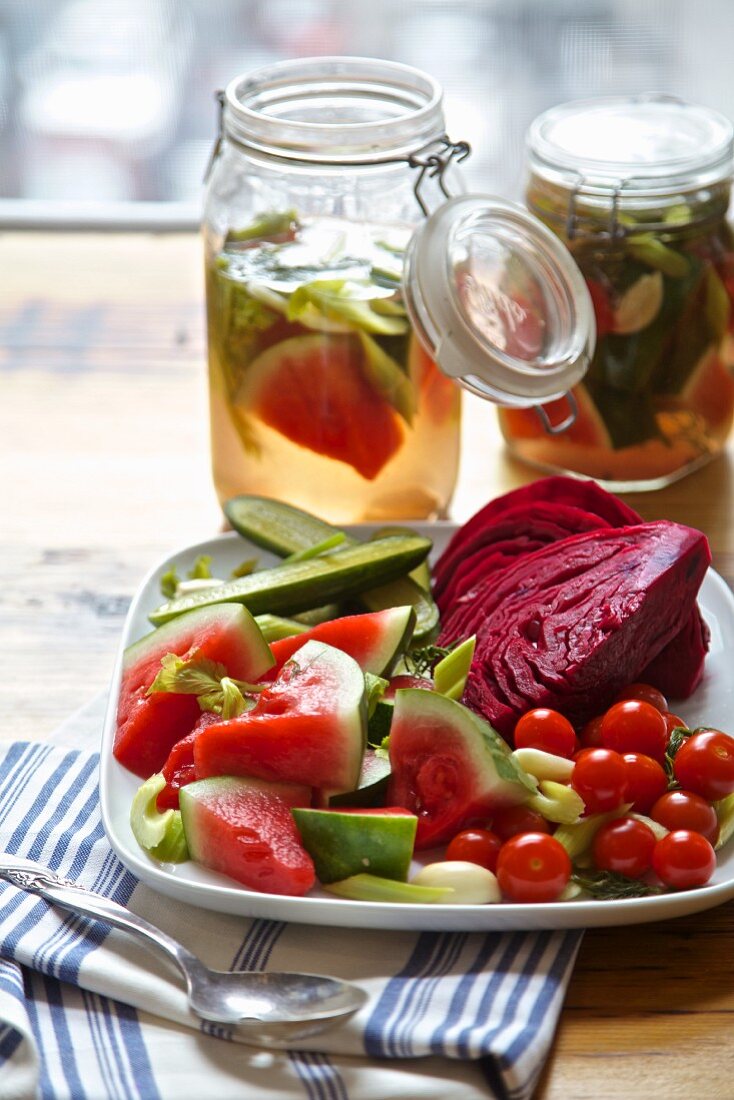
left=223, top=56, right=446, bottom=164
left=527, top=94, right=734, bottom=197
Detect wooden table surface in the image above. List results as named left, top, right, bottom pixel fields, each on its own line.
left=2, top=230, right=734, bottom=1098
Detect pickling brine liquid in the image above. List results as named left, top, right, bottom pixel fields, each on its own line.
left=205, top=212, right=461, bottom=523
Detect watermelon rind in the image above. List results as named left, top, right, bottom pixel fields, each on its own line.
left=269, top=605, right=416, bottom=679
left=179, top=775, right=314, bottom=895
left=387, top=689, right=537, bottom=846
left=328, top=749, right=391, bottom=808
left=114, top=603, right=275, bottom=778
left=194, top=640, right=368, bottom=794
left=123, top=602, right=274, bottom=680
left=391, top=689, right=536, bottom=798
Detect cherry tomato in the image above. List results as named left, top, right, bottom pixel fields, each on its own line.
left=513, top=708, right=577, bottom=758
left=600, top=700, right=668, bottom=763
left=490, top=805, right=551, bottom=841
left=650, top=790, right=719, bottom=846
left=578, top=714, right=605, bottom=750
left=652, top=829, right=716, bottom=889
left=663, top=712, right=688, bottom=737
left=571, top=747, right=628, bottom=813
left=615, top=682, right=668, bottom=714
left=495, top=833, right=571, bottom=903
left=622, top=752, right=669, bottom=814
left=673, top=730, right=734, bottom=801
left=446, top=829, right=503, bottom=873
left=592, top=816, right=656, bottom=878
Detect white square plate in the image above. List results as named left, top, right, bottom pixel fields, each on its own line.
left=100, top=524, right=734, bottom=931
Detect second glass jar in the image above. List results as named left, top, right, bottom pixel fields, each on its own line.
left=500, top=95, right=734, bottom=489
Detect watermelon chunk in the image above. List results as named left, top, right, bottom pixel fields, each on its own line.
left=387, top=689, right=536, bottom=849
left=114, top=603, right=274, bottom=779
left=194, top=640, right=367, bottom=793
left=263, top=605, right=415, bottom=680
left=237, top=333, right=404, bottom=479
left=179, top=776, right=314, bottom=895
left=155, top=712, right=220, bottom=811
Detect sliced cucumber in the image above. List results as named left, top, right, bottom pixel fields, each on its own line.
left=254, top=613, right=310, bottom=642
left=370, top=526, right=431, bottom=589
left=224, top=496, right=439, bottom=642
left=225, top=495, right=335, bottom=556
left=357, top=575, right=438, bottom=644
left=149, top=534, right=431, bottom=626
left=292, top=807, right=417, bottom=884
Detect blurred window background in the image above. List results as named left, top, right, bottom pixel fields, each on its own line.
left=1, top=0, right=733, bottom=225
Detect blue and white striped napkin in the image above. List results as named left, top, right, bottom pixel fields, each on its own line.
left=0, top=701, right=581, bottom=1100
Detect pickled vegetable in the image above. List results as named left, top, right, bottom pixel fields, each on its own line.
left=206, top=213, right=461, bottom=521
left=503, top=181, right=734, bottom=487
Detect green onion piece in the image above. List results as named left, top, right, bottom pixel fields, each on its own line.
left=254, top=613, right=310, bottom=642
left=283, top=532, right=346, bottom=563
left=231, top=558, right=258, bottom=579
left=188, top=554, right=213, bottom=580
left=554, top=804, right=632, bottom=861
left=286, top=278, right=409, bottom=335
left=364, top=673, right=389, bottom=719
left=715, top=792, right=734, bottom=851
left=663, top=203, right=692, bottom=225
left=626, top=234, right=690, bottom=277
left=528, top=780, right=585, bottom=825
left=705, top=267, right=730, bottom=341
left=159, top=566, right=180, bottom=599
left=358, top=332, right=416, bottom=425
left=226, top=210, right=298, bottom=243
left=433, top=636, right=477, bottom=700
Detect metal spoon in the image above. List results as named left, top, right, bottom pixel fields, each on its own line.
left=0, top=856, right=367, bottom=1043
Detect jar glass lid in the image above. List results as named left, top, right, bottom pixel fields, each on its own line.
left=404, top=195, right=595, bottom=405
left=528, top=95, right=734, bottom=196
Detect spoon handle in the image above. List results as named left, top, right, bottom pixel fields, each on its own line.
left=0, top=856, right=198, bottom=982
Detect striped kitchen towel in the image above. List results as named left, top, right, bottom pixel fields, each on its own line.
left=0, top=734, right=581, bottom=1100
